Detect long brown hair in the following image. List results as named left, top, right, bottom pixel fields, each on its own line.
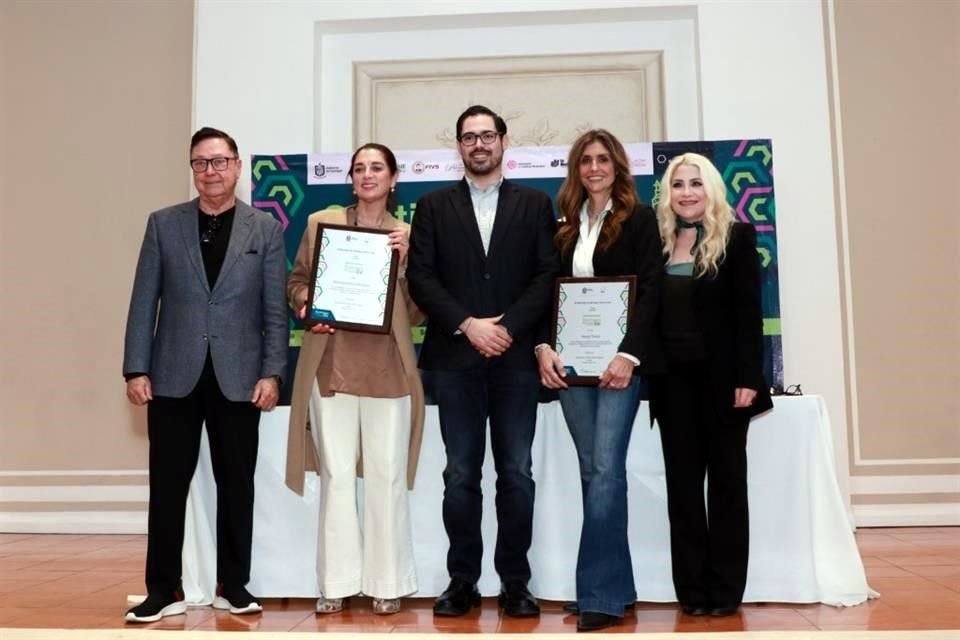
left=555, top=129, right=639, bottom=257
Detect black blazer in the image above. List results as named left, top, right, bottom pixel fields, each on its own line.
left=407, top=178, right=558, bottom=370
left=648, top=222, right=773, bottom=421
left=558, top=204, right=661, bottom=371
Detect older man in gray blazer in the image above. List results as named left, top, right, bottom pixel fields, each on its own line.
left=122, top=127, right=287, bottom=623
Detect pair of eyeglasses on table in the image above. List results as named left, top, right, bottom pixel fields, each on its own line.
left=770, top=384, right=803, bottom=396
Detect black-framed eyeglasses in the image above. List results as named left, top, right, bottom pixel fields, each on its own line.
left=190, top=156, right=237, bottom=173
left=457, top=131, right=501, bottom=146
left=770, top=384, right=803, bottom=396
left=200, top=214, right=224, bottom=245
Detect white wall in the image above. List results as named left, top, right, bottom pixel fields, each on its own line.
left=316, top=16, right=700, bottom=150
left=194, top=0, right=850, bottom=507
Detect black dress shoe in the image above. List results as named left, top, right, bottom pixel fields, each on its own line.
left=433, top=578, right=480, bottom=617
left=565, top=602, right=635, bottom=615
left=577, top=611, right=620, bottom=632
left=709, top=605, right=740, bottom=617
left=681, top=604, right=709, bottom=616
left=498, top=581, right=540, bottom=617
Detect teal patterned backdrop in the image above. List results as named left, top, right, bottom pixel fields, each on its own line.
left=251, top=139, right=781, bottom=403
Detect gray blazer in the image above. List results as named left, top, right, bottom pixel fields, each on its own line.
left=123, top=198, right=287, bottom=402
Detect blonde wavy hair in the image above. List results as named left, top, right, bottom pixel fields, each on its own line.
left=657, top=152, right=735, bottom=277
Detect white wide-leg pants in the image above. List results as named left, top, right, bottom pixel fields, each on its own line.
left=310, top=392, right=417, bottom=599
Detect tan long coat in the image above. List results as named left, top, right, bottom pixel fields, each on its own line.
left=284, top=207, right=425, bottom=494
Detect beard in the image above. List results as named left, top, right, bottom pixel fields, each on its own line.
left=463, top=148, right=502, bottom=176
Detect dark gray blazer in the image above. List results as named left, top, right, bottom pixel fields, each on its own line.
left=123, top=198, right=287, bottom=402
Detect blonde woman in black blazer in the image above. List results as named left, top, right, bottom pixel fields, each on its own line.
left=536, top=130, right=660, bottom=632
left=648, top=152, right=772, bottom=618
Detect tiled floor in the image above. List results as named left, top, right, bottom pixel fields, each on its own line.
left=0, top=527, right=957, bottom=633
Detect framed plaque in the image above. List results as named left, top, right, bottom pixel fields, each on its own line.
left=551, top=276, right=636, bottom=385
left=305, top=223, right=399, bottom=334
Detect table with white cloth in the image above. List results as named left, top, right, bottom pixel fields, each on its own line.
left=182, top=395, right=872, bottom=606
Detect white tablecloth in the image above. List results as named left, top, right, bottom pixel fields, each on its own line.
left=183, top=396, right=871, bottom=606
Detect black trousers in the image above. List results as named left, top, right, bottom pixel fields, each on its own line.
left=144, top=355, right=260, bottom=594
left=653, top=362, right=750, bottom=608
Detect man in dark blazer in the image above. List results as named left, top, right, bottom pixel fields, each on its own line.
left=407, top=106, right=558, bottom=618
left=122, top=127, right=287, bottom=623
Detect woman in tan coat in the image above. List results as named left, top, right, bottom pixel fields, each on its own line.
left=284, top=143, right=424, bottom=615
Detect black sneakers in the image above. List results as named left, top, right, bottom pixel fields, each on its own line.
left=212, top=583, right=263, bottom=614
left=125, top=590, right=187, bottom=623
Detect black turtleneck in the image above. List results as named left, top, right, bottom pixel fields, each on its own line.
left=198, top=206, right=236, bottom=287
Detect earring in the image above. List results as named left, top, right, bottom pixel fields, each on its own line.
left=390, top=186, right=396, bottom=193
left=352, top=189, right=357, bottom=195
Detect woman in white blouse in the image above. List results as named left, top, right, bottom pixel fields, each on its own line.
left=536, top=129, right=661, bottom=632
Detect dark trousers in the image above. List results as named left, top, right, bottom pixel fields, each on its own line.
left=144, top=355, right=260, bottom=594
left=431, top=366, right=540, bottom=585
left=653, top=362, right=750, bottom=608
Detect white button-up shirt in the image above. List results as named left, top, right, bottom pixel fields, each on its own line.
left=466, top=175, right=502, bottom=255
left=571, top=198, right=613, bottom=277
left=568, top=198, right=640, bottom=366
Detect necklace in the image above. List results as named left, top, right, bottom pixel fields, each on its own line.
left=353, top=208, right=385, bottom=228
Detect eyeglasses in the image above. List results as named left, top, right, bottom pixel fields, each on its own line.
left=190, top=156, right=237, bottom=173
left=770, top=384, right=803, bottom=396
left=457, top=131, right=501, bottom=146
left=200, top=214, right=223, bottom=245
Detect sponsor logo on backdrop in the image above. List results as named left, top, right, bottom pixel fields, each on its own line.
left=393, top=149, right=463, bottom=181
left=315, top=163, right=344, bottom=177
left=652, top=141, right=714, bottom=173
left=411, top=160, right=441, bottom=175
left=623, top=143, right=654, bottom=176
left=504, top=154, right=560, bottom=178
left=307, top=154, right=351, bottom=185
left=550, top=159, right=568, bottom=168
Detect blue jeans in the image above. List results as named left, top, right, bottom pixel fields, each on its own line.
left=431, top=366, right=540, bottom=584
left=559, top=377, right=642, bottom=617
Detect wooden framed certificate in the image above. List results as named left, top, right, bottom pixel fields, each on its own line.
left=551, top=276, right=636, bottom=385
left=305, top=223, right=399, bottom=334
